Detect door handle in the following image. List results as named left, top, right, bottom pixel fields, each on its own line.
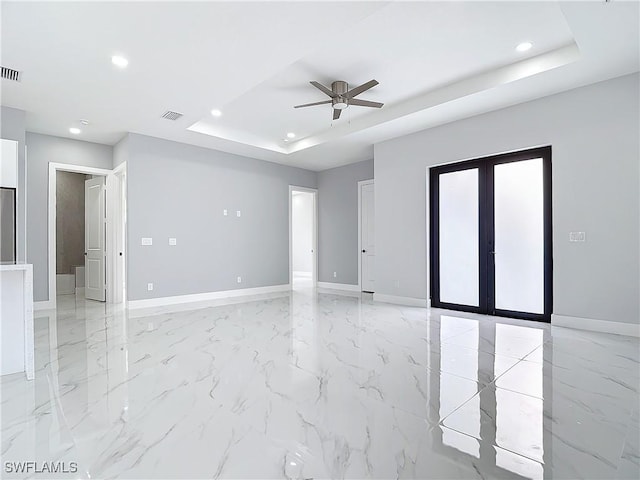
left=84, top=252, right=87, bottom=256
left=362, top=249, right=366, bottom=253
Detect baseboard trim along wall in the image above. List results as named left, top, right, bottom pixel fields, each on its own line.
left=316, top=282, right=360, bottom=292
left=34, top=300, right=55, bottom=311
left=551, top=314, right=640, bottom=338
left=373, top=293, right=427, bottom=307
left=128, top=284, right=291, bottom=310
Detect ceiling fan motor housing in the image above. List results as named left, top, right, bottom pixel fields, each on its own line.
left=332, top=81, right=349, bottom=109
left=293, top=79, right=382, bottom=118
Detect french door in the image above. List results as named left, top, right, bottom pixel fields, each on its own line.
left=429, top=147, right=552, bottom=322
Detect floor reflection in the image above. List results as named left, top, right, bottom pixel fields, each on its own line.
left=429, top=315, right=548, bottom=479
left=0, top=291, right=638, bottom=479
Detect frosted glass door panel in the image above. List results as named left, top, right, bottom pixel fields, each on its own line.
left=494, top=159, right=544, bottom=313
left=439, top=168, right=479, bottom=306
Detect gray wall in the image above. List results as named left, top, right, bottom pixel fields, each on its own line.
left=125, top=133, right=317, bottom=301
left=374, top=73, right=639, bottom=325
left=1, top=106, right=26, bottom=262
left=26, top=132, right=113, bottom=301
left=317, top=159, right=374, bottom=285
left=56, top=171, right=87, bottom=274
left=113, top=134, right=129, bottom=167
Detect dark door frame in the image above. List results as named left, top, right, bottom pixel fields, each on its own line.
left=429, top=146, right=553, bottom=322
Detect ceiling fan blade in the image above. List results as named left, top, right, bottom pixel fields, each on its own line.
left=345, top=79, right=379, bottom=98
left=310, top=81, right=337, bottom=98
left=349, top=98, right=384, bottom=108
left=333, top=108, right=341, bottom=120
left=294, top=100, right=333, bottom=108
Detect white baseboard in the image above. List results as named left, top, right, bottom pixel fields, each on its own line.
left=552, top=314, right=640, bottom=338
left=373, top=293, right=427, bottom=307
left=127, top=284, right=291, bottom=310
left=34, top=300, right=55, bottom=311
left=317, top=282, right=360, bottom=292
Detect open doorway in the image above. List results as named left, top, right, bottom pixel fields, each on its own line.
left=289, top=186, right=317, bottom=289
left=55, top=171, right=95, bottom=300
left=47, top=163, right=126, bottom=309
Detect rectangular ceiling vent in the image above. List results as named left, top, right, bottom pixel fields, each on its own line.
left=161, top=110, right=183, bottom=121
left=1, top=66, right=21, bottom=82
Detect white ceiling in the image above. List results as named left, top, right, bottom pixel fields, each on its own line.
left=1, top=1, right=638, bottom=171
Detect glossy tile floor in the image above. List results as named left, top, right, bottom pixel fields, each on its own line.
left=2, top=287, right=639, bottom=479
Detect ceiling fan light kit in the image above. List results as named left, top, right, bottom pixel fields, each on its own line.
left=294, top=79, right=383, bottom=120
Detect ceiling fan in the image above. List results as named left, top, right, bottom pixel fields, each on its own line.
left=294, top=79, right=383, bottom=120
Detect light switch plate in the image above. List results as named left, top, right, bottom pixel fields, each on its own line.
left=141, top=237, right=152, bottom=246
left=237, top=276, right=242, bottom=283
left=236, top=210, right=241, bottom=217
left=169, top=238, right=177, bottom=246
left=147, top=283, right=153, bottom=291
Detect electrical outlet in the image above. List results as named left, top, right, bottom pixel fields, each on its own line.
left=147, top=283, right=154, bottom=291
left=394, top=280, right=400, bottom=289
left=333, top=271, right=337, bottom=278
left=141, top=237, right=152, bottom=246
left=223, top=209, right=228, bottom=216
left=168, top=238, right=177, bottom=246
left=237, top=276, right=242, bottom=283
left=569, top=231, right=586, bottom=242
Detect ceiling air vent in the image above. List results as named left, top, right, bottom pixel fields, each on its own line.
left=161, top=110, right=183, bottom=121
left=1, top=66, right=21, bottom=82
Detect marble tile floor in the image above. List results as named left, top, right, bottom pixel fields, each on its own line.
left=1, top=288, right=638, bottom=479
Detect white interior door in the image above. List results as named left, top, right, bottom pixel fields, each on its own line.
left=361, top=182, right=375, bottom=292
left=85, top=177, right=106, bottom=301
left=116, top=171, right=127, bottom=303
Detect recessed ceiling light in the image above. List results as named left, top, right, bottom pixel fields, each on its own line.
left=111, top=55, right=129, bottom=68
left=69, top=127, right=81, bottom=135
left=286, top=132, right=296, bottom=139
left=210, top=109, right=222, bottom=117
left=516, top=42, right=533, bottom=52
